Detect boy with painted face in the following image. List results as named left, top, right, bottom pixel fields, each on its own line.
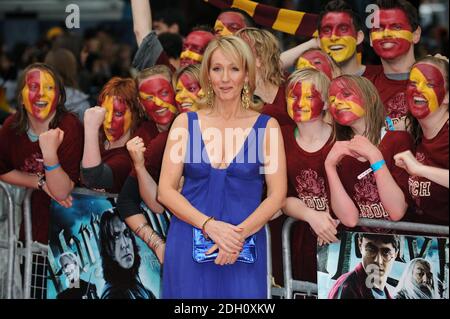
left=325, top=75, right=414, bottom=231
left=117, top=65, right=178, bottom=264
left=179, top=29, right=215, bottom=68
left=81, top=77, right=142, bottom=194
left=317, top=0, right=365, bottom=76
left=174, top=64, right=203, bottom=113
left=366, top=0, right=422, bottom=129
left=214, top=8, right=255, bottom=37
left=282, top=68, right=339, bottom=284
left=394, top=56, right=449, bottom=226
left=0, top=63, right=83, bottom=244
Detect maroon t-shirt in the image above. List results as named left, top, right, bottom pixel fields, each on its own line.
left=130, top=131, right=169, bottom=183
left=261, top=85, right=294, bottom=127
left=282, top=124, right=334, bottom=282
left=363, top=65, right=409, bottom=126
left=337, top=131, right=413, bottom=232
left=132, top=120, right=160, bottom=143
left=0, top=112, right=83, bottom=243
left=99, top=146, right=132, bottom=194
left=407, top=121, right=449, bottom=225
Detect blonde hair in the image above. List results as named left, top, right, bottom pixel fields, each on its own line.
left=332, top=75, right=385, bottom=146
left=173, top=64, right=201, bottom=88
left=198, top=35, right=262, bottom=111
left=297, top=48, right=342, bottom=79
left=286, top=68, right=331, bottom=104
left=235, top=27, right=284, bottom=87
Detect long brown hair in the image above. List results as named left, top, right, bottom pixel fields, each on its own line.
left=13, top=63, right=67, bottom=134
left=406, top=56, right=449, bottom=145
left=332, top=75, right=386, bottom=145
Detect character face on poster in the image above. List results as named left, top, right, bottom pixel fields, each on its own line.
left=47, top=194, right=168, bottom=299
left=318, top=232, right=448, bottom=299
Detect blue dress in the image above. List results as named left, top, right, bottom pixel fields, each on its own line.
left=163, top=112, right=271, bottom=299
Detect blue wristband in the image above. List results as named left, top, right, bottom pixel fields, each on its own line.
left=44, top=163, right=61, bottom=171
left=386, top=116, right=395, bottom=131
left=370, top=159, right=385, bottom=173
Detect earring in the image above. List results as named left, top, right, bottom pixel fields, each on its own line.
left=207, top=82, right=214, bottom=108
left=242, top=82, right=251, bottom=109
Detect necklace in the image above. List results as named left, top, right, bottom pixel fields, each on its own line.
left=27, top=128, right=39, bottom=142
left=294, top=126, right=300, bottom=139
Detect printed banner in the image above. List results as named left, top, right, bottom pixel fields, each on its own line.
left=46, top=193, right=169, bottom=299
left=318, top=231, right=449, bottom=299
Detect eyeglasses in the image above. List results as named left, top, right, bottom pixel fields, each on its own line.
left=363, top=246, right=396, bottom=262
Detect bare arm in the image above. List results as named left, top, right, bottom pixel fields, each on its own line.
left=131, top=0, right=152, bottom=47
left=238, top=118, right=287, bottom=238
left=349, top=136, right=407, bottom=221
left=283, top=196, right=339, bottom=244
left=394, top=150, right=449, bottom=188
left=324, top=142, right=359, bottom=228
left=81, top=107, right=104, bottom=169
left=280, top=38, right=320, bottom=70
left=0, top=170, right=39, bottom=189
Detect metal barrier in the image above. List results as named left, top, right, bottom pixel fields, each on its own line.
left=0, top=181, right=15, bottom=299
left=281, top=216, right=450, bottom=299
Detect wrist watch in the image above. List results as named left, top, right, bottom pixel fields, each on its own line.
left=37, top=174, right=46, bottom=190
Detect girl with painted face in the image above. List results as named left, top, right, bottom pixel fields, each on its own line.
left=282, top=68, right=339, bottom=284
left=81, top=77, right=142, bottom=194
left=325, top=75, right=414, bottom=230
left=394, top=56, right=449, bottom=226
left=174, top=64, right=203, bottom=113
left=236, top=28, right=291, bottom=126
left=117, top=65, right=178, bottom=264
left=0, top=63, right=84, bottom=244
left=295, top=48, right=341, bottom=80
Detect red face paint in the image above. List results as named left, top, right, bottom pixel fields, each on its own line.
left=328, top=78, right=366, bottom=125
left=102, top=95, right=132, bottom=141
left=175, top=73, right=202, bottom=112
left=22, top=69, right=58, bottom=121
left=407, top=63, right=446, bottom=119
left=214, top=12, right=247, bottom=36
left=287, top=81, right=325, bottom=123
left=138, top=76, right=177, bottom=125
left=298, top=50, right=334, bottom=80
left=180, top=31, right=214, bottom=67
left=371, top=9, right=413, bottom=60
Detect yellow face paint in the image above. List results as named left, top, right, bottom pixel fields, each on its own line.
left=175, top=77, right=201, bottom=113
left=296, top=57, right=314, bottom=71
left=287, top=81, right=325, bottom=123
left=102, top=95, right=132, bottom=142
left=22, top=69, right=57, bottom=121
left=139, top=91, right=178, bottom=115
left=370, top=29, right=413, bottom=42
left=214, top=19, right=233, bottom=37
left=179, top=50, right=204, bottom=64
left=320, top=35, right=357, bottom=63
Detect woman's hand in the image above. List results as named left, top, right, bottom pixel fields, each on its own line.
left=39, top=128, right=64, bottom=158
left=394, top=150, right=423, bottom=176
left=204, top=219, right=244, bottom=254
left=42, top=183, right=73, bottom=208
left=127, top=136, right=146, bottom=169
left=308, top=211, right=340, bottom=245
left=325, top=141, right=353, bottom=167
left=84, top=106, right=106, bottom=131
left=348, top=135, right=383, bottom=164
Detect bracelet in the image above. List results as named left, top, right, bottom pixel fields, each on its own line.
left=134, top=222, right=149, bottom=236
left=44, top=163, right=61, bottom=171
left=201, top=216, right=215, bottom=239
left=370, top=159, right=386, bottom=173
left=385, top=116, right=395, bottom=131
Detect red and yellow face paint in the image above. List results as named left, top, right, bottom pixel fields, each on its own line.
left=180, top=31, right=214, bottom=68
left=138, top=76, right=177, bottom=126
left=22, top=69, right=58, bottom=121
left=296, top=50, right=334, bottom=80
left=175, top=73, right=203, bottom=113
left=328, top=78, right=365, bottom=125
left=101, top=95, right=132, bottom=142
left=370, top=9, right=413, bottom=60
left=287, top=81, right=324, bottom=123
left=214, top=12, right=247, bottom=37
left=407, top=63, right=446, bottom=119
left=319, top=12, right=358, bottom=63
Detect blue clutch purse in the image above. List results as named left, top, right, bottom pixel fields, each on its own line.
left=192, top=228, right=257, bottom=264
